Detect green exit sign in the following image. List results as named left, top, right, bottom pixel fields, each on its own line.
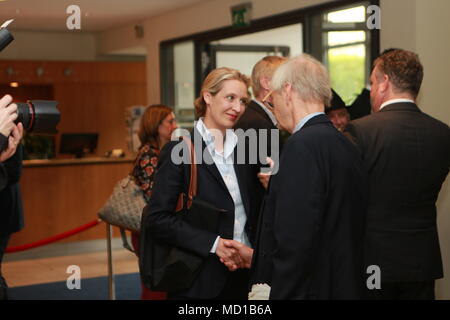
left=231, top=3, right=252, bottom=28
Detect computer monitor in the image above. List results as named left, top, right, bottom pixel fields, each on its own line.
left=59, top=133, right=98, bottom=158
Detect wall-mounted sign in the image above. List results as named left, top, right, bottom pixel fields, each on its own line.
left=231, top=2, right=252, bottom=28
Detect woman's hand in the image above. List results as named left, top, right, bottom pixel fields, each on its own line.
left=216, top=238, right=243, bottom=271
left=220, top=240, right=254, bottom=271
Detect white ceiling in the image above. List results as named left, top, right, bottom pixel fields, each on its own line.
left=0, top=0, right=209, bottom=32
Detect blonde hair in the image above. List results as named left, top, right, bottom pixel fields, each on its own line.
left=194, top=67, right=250, bottom=118
left=251, top=56, right=287, bottom=98
left=271, top=54, right=332, bottom=107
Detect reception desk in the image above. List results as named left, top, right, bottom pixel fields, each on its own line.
left=8, top=157, right=135, bottom=247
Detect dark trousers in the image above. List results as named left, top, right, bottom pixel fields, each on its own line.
left=367, top=281, right=435, bottom=300
left=0, top=233, right=10, bottom=300
left=215, top=269, right=249, bottom=300
left=169, top=269, right=249, bottom=300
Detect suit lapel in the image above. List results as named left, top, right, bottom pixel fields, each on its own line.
left=193, top=129, right=231, bottom=198
left=193, top=127, right=251, bottom=213
left=233, top=160, right=250, bottom=217
left=249, top=100, right=276, bottom=128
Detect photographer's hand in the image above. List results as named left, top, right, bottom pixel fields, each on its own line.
left=0, top=95, right=18, bottom=137
left=0, top=123, right=23, bottom=162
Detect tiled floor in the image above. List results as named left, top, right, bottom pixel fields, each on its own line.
left=2, top=243, right=138, bottom=287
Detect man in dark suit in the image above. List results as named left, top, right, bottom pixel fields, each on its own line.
left=0, top=146, right=24, bottom=300
left=234, top=56, right=287, bottom=244
left=246, top=54, right=368, bottom=299
left=345, top=49, right=450, bottom=300
left=0, top=94, right=24, bottom=300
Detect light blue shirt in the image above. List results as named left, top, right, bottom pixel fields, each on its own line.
left=196, top=119, right=251, bottom=253
left=293, top=112, right=325, bottom=134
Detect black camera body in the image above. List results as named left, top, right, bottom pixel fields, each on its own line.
left=0, top=27, right=13, bottom=53
left=1, top=22, right=61, bottom=152
left=16, top=101, right=60, bottom=135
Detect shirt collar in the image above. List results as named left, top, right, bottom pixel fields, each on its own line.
left=380, top=99, right=415, bottom=110
left=195, top=118, right=238, bottom=159
left=293, top=112, right=325, bottom=134
left=253, top=99, right=278, bottom=126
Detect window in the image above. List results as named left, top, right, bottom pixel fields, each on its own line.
left=208, top=24, right=302, bottom=97
left=322, top=3, right=372, bottom=105
left=160, top=41, right=196, bottom=127
left=160, top=0, right=379, bottom=125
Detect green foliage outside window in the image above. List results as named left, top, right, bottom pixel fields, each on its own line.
left=328, top=54, right=365, bottom=106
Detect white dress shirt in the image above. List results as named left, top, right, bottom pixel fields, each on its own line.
left=195, top=118, right=251, bottom=253
left=379, top=99, right=415, bottom=110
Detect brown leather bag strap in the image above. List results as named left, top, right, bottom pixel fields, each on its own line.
left=182, top=136, right=197, bottom=209
left=175, top=136, right=197, bottom=212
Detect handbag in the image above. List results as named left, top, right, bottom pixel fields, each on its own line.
left=98, top=175, right=145, bottom=232
left=98, top=152, right=146, bottom=251
left=139, top=136, right=224, bottom=292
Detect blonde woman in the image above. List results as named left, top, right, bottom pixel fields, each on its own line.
left=144, top=68, right=254, bottom=300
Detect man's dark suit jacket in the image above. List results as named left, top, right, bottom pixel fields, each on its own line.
left=345, top=102, right=450, bottom=282
left=235, top=100, right=278, bottom=136
left=233, top=100, right=279, bottom=244
left=0, top=144, right=24, bottom=235
left=145, top=129, right=253, bottom=299
left=250, top=114, right=368, bottom=299
left=0, top=164, right=6, bottom=192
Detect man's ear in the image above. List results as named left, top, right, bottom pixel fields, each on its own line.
left=283, top=83, right=293, bottom=103
left=260, top=77, right=271, bottom=91
left=379, top=73, right=390, bottom=94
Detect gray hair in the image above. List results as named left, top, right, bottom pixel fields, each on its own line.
left=271, top=54, right=332, bottom=107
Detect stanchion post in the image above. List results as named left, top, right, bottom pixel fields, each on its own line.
left=106, top=223, right=116, bottom=300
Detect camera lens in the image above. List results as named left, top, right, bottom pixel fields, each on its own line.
left=16, top=102, right=33, bottom=131
left=15, top=101, right=60, bottom=135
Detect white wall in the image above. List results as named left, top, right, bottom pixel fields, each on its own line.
left=415, top=0, right=450, bottom=300
left=0, top=30, right=97, bottom=61
left=96, top=0, right=336, bottom=104
left=381, top=0, right=450, bottom=299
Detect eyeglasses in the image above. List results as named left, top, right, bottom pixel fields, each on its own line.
left=262, top=90, right=274, bottom=108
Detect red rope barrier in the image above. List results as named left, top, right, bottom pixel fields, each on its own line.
left=6, top=219, right=102, bottom=253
